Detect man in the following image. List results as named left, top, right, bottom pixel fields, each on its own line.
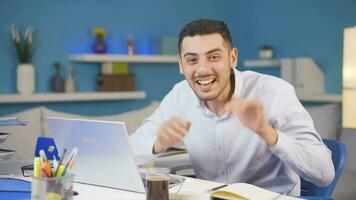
left=130, top=19, right=334, bottom=195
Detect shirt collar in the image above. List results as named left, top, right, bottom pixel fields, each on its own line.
left=232, top=67, right=243, bottom=98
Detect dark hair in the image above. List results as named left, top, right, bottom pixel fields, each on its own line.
left=178, top=19, right=233, bottom=54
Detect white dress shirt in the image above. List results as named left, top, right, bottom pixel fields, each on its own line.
left=130, top=68, right=335, bottom=195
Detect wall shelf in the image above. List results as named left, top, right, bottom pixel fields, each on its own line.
left=244, top=59, right=280, bottom=68
left=297, top=93, right=342, bottom=103
left=0, top=91, right=146, bottom=104
left=69, top=54, right=178, bottom=63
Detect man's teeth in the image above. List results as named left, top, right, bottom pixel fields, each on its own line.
left=197, top=79, right=214, bottom=85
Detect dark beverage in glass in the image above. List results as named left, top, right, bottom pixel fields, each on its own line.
left=146, top=176, right=169, bottom=200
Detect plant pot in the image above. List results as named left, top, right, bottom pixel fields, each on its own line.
left=17, top=63, right=35, bottom=95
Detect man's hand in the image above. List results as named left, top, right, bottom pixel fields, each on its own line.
left=153, top=116, right=190, bottom=154
left=224, top=97, right=278, bottom=147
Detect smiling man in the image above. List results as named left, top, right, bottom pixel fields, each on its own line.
left=130, top=19, right=335, bottom=195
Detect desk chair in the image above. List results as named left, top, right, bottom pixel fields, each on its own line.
left=300, top=139, right=347, bottom=200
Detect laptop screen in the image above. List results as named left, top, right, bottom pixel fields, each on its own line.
left=46, top=117, right=146, bottom=193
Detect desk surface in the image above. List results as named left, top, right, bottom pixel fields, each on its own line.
left=0, top=160, right=302, bottom=200
left=73, top=178, right=303, bottom=200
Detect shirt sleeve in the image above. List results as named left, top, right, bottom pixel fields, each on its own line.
left=269, top=84, right=335, bottom=186
left=130, top=84, right=182, bottom=165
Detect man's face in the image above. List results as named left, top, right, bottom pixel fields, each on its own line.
left=178, top=33, right=238, bottom=102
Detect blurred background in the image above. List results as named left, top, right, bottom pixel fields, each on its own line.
left=0, top=1, right=355, bottom=199
left=0, top=0, right=354, bottom=115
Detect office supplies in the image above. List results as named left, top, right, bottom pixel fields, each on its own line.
left=0, top=117, right=27, bottom=126
left=56, top=165, right=65, bottom=177
left=210, top=183, right=280, bottom=200
left=41, top=162, right=52, bottom=177
left=62, top=147, right=78, bottom=175
left=32, top=173, right=74, bottom=200
left=46, top=117, right=146, bottom=193
left=0, top=132, right=10, bottom=143
left=0, top=149, right=15, bottom=161
left=34, top=137, right=60, bottom=160
left=52, top=156, right=58, bottom=175
left=39, top=150, right=47, bottom=163
left=33, top=157, right=42, bottom=177
left=207, top=184, right=228, bottom=193
left=54, top=148, right=67, bottom=177
left=0, top=118, right=24, bottom=161
left=0, top=177, right=31, bottom=200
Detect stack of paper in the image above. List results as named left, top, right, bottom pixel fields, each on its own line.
left=160, top=147, right=187, bottom=157
left=0, top=118, right=27, bottom=126
left=0, top=118, right=26, bottom=161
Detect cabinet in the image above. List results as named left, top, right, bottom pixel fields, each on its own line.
left=244, top=58, right=342, bottom=103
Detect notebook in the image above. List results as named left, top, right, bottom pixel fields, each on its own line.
left=210, top=183, right=280, bottom=200
left=46, top=117, right=146, bottom=193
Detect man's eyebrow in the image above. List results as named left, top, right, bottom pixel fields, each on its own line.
left=205, top=48, right=223, bottom=55
left=183, top=48, right=223, bottom=58
left=183, top=52, right=198, bottom=58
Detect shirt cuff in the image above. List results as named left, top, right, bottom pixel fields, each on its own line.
left=269, top=130, right=293, bottom=158
left=135, top=137, right=159, bottom=165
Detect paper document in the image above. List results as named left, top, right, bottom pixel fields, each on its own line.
left=0, top=117, right=27, bottom=126
left=0, top=148, right=16, bottom=161
left=160, top=147, right=187, bottom=157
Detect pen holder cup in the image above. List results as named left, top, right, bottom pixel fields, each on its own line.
left=31, top=174, right=74, bottom=200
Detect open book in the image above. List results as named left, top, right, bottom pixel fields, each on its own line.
left=210, top=183, right=280, bottom=200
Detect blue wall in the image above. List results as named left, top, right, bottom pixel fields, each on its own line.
left=0, top=0, right=355, bottom=115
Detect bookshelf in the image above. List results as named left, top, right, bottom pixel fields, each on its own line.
left=0, top=91, right=146, bottom=104
left=69, top=54, right=178, bottom=63
left=243, top=59, right=280, bottom=68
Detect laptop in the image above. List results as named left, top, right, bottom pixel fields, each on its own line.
left=46, top=117, right=146, bottom=193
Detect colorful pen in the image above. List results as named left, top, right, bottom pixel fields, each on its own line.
left=52, top=155, right=58, bottom=174
left=42, top=162, right=52, bottom=177
left=39, top=149, right=47, bottom=163
left=34, top=157, right=42, bottom=177
left=55, top=148, right=67, bottom=177
left=62, top=147, right=78, bottom=175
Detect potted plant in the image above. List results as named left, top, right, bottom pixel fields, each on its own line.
left=10, top=24, right=36, bottom=95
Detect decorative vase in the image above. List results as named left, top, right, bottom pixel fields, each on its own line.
left=259, top=45, right=274, bottom=59
left=51, top=62, right=65, bottom=92
left=92, top=36, right=107, bottom=54
left=17, top=63, right=35, bottom=95
left=65, top=66, right=76, bottom=93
